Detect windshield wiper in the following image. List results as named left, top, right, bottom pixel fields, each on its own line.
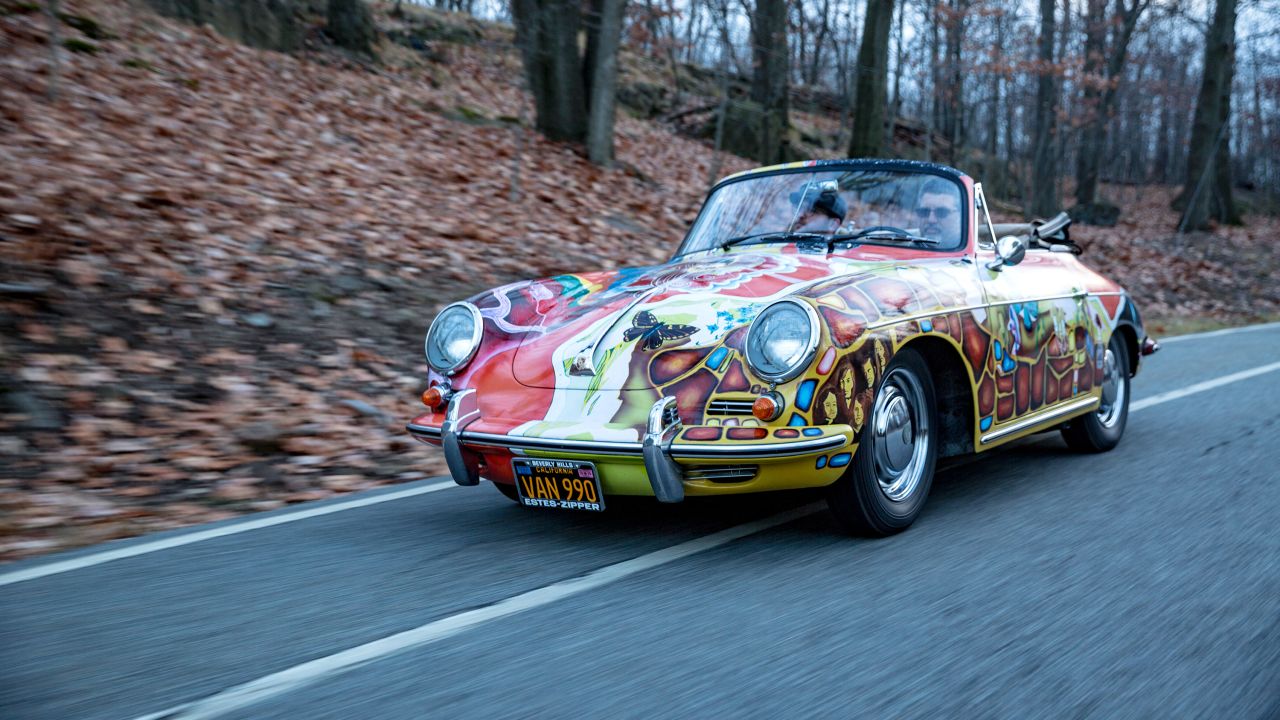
left=721, top=231, right=829, bottom=250
left=721, top=227, right=939, bottom=253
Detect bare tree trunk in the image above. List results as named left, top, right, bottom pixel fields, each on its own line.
left=750, top=0, right=790, bottom=164
left=1175, top=0, right=1240, bottom=230
left=1029, top=0, right=1059, bottom=218
left=327, top=0, right=377, bottom=55
left=929, top=0, right=941, bottom=136
left=807, top=0, right=831, bottom=87
left=889, top=0, right=905, bottom=127
left=1053, top=0, right=1070, bottom=204
left=585, top=0, right=627, bottom=165
left=514, top=0, right=588, bottom=143
left=45, top=0, right=61, bottom=101
left=1073, top=0, right=1149, bottom=214
left=708, top=47, right=731, bottom=188
left=708, top=0, right=743, bottom=76
left=939, top=0, right=967, bottom=161
left=1072, top=0, right=1106, bottom=209
left=988, top=5, right=1003, bottom=163
left=847, top=0, right=895, bottom=157
left=1151, top=53, right=1173, bottom=184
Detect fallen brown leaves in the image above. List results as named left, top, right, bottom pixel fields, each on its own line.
left=1048, top=186, right=1280, bottom=329
left=0, top=0, right=752, bottom=561
left=0, top=0, right=1275, bottom=562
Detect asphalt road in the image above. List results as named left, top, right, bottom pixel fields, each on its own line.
left=3, top=323, right=1280, bottom=720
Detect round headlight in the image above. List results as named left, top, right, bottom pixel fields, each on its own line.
left=425, top=302, right=482, bottom=375
left=744, top=299, right=820, bottom=382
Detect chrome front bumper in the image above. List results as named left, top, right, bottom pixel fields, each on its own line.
left=407, top=393, right=849, bottom=502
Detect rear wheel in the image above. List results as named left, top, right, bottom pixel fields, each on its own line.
left=1060, top=333, right=1129, bottom=453
left=827, top=348, right=939, bottom=537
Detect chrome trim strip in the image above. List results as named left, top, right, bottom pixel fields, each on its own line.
left=460, top=431, right=643, bottom=454
left=406, top=423, right=443, bottom=438
left=424, top=428, right=848, bottom=458
left=673, top=435, right=846, bottom=457
left=979, top=396, right=1099, bottom=445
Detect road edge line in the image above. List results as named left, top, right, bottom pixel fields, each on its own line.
left=1155, top=320, right=1280, bottom=344
left=1130, top=360, right=1280, bottom=413
left=129, top=501, right=826, bottom=720
left=0, top=480, right=457, bottom=588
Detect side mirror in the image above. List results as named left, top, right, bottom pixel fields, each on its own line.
left=987, top=235, right=1027, bottom=270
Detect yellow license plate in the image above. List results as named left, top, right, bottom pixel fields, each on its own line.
left=511, top=459, right=605, bottom=511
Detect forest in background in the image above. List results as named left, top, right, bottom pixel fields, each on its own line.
left=0, top=0, right=1277, bottom=559
left=484, top=0, right=1278, bottom=230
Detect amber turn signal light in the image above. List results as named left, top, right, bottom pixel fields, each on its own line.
left=752, top=394, right=782, bottom=422
left=421, top=387, right=445, bottom=410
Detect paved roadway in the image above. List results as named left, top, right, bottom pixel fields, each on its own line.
left=3, top=324, right=1280, bottom=719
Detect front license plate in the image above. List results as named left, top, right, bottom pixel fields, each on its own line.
left=511, top=458, right=605, bottom=512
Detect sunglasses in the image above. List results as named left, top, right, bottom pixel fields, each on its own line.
left=915, top=206, right=953, bottom=220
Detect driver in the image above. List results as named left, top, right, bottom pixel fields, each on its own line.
left=789, top=181, right=847, bottom=233
left=913, top=178, right=961, bottom=244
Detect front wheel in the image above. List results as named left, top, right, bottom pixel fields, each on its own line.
left=827, top=348, right=939, bottom=537
left=1060, top=332, right=1130, bottom=452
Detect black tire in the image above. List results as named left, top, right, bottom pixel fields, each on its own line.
left=827, top=348, right=940, bottom=537
left=492, top=481, right=523, bottom=504
left=1060, top=332, right=1130, bottom=453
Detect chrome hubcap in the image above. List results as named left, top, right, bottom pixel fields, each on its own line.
left=1096, top=347, right=1125, bottom=428
left=871, top=370, right=930, bottom=503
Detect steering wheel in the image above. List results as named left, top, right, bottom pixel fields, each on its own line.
left=849, top=225, right=914, bottom=239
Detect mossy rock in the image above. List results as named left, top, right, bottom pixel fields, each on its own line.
left=716, top=99, right=798, bottom=163
left=121, top=57, right=156, bottom=70
left=617, top=81, right=672, bottom=119
left=1068, top=202, right=1121, bottom=227
left=385, top=30, right=448, bottom=62
left=0, top=0, right=40, bottom=15
left=141, top=0, right=302, bottom=52
left=62, top=38, right=99, bottom=54
left=400, top=10, right=484, bottom=45
left=58, top=12, right=112, bottom=39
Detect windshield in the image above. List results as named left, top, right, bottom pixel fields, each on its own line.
left=678, top=169, right=967, bottom=255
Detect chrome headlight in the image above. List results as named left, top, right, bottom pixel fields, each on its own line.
left=744, top=299, right=821, bottom=383
left=424, top=302, right=482, bottom=375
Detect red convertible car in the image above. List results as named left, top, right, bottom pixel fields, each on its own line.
left=408, top=159, right=1158, bottom=535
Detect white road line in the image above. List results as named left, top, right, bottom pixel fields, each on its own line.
left=1130, top=361, right=1280, bottom=413
left=0, top=481, right=457, bottom=588
left=130, top=501, right=824, bottom=720
left=1156, top=320, right=1280, bottom=344
left=123, top=360, right=1280, bottom=719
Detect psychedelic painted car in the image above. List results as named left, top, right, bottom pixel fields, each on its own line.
left=407, top=159, right=1158, bottom=535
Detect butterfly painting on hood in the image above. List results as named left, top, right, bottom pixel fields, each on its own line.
left=623, top=311, right=698, bottom=351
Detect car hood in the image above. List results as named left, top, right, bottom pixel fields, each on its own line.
left=479, top=250, right=897, bottom=390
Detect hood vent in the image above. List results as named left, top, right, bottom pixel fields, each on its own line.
left=683, top=465, right=759, bottom=483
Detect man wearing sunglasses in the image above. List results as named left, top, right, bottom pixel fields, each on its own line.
left=913, top=177, right=961, bottom=245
